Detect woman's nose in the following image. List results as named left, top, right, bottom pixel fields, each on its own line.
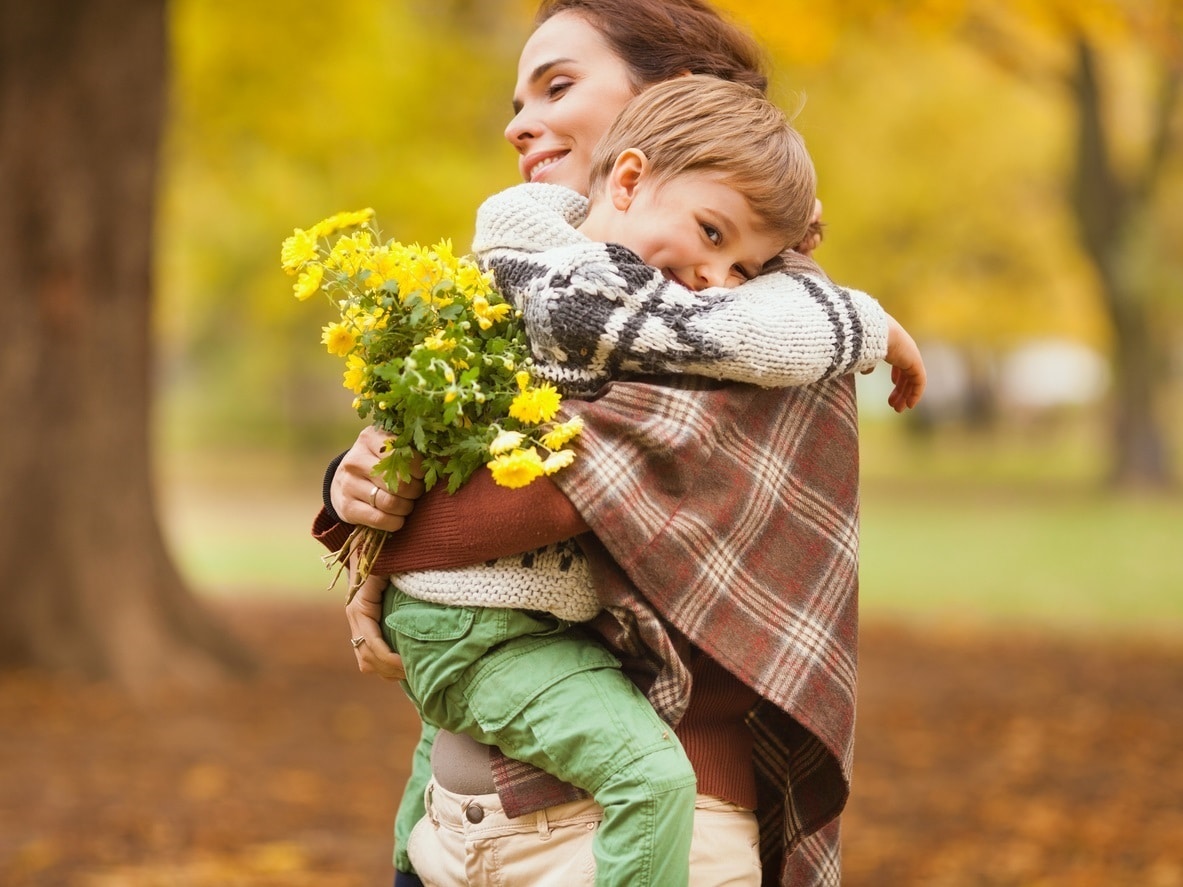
left=504, top=108, right=536, bottom=150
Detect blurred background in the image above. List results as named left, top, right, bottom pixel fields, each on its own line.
left=2, top=0, right=1181, bottom=885
left=156, top=0, right=1182, bottom=624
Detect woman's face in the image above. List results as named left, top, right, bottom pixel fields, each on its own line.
left=505, top=12, right=638, bottom=195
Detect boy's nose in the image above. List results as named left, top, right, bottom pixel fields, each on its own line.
left=695, top=262, right=728, bottom=290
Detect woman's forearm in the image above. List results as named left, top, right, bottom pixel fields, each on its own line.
left=370, top=466, right=589, bottom=574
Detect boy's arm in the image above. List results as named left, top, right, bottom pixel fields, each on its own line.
left=507, top=241, right=891, bottom=388
left=474, top=183, right=889, bottom=390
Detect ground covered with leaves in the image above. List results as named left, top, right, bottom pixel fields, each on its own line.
left=2, top=601, right=1180, bottom=887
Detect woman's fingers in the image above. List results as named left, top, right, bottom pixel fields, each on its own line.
left=331, top=426, right=425, bottom=530
left=346, top=574, right=407, bottom=681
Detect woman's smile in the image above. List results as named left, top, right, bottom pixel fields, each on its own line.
left=521, top=150, right=569, bottom=183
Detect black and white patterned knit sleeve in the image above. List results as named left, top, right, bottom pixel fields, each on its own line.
left=473, top=183, right=890, bottom=396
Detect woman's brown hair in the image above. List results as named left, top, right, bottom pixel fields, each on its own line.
left=535, top=0, right=769, bottom=94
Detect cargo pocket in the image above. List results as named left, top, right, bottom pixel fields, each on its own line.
left=386, top=595, right=477, bottom=643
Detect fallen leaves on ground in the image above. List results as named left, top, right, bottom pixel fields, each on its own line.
left=1, top=602, right=1179, bottom=886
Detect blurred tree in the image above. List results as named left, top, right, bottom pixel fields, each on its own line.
left=0, top=0, right=252, bottom=688
left=727, top=0, right=1181, bottom=488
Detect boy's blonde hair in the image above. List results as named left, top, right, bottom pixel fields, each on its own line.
left=588, top=74, right=817, bottom=250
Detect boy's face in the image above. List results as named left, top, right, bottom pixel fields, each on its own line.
left=611, top=170, right=787, bottom=291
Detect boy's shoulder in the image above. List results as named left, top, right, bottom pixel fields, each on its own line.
left=475, top=184, right=590, bottom=256
left=483, top=182, right=587, bottom=218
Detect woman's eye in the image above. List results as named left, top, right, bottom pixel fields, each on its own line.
left=702, top=224, right=721, bottom=245
left=546, top=79, right=573, bottom=99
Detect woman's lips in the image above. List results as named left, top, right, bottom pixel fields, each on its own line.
left=522, top=151, right=568, bottom=183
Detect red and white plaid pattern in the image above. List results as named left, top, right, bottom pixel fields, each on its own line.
left=494, top=372, right=860, bottom=887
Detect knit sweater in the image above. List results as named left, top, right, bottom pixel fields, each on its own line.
left=474, top=183, right=889, bottom=396
left=392, top=182, right=889, bottom=620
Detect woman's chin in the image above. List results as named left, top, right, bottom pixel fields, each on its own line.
left=533, top=162, right=584, bottom=193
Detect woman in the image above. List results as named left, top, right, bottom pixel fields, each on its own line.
left=319, top=1, right=885, bottom=884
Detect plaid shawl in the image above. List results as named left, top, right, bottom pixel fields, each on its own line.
left=492, top=372, right=860, bottom=887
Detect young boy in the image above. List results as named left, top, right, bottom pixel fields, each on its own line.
left=474, top=74, right=924, bottom=406
left=379, top=75, right=924, bottom=887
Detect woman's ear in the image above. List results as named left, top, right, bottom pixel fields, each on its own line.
left=607, top=148, right=648, bottom=211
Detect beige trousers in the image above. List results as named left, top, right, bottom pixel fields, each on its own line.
left=407, top=780, right=761, bottom=887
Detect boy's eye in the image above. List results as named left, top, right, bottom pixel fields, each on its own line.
left=702, top=224, right=722, bottom=245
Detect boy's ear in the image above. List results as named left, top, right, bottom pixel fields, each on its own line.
left=608, top=149, right=648, bottom=211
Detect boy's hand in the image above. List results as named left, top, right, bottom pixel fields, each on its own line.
left=345, top=569, right=406, bottom=682
left=883, top=315, right=927, bottom=412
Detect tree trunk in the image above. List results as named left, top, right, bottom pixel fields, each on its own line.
left=0, top=0, right=253, bottom=690
left=1069, top=37, right=1174, bottom=490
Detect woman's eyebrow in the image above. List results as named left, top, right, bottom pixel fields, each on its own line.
left=511, top=58, right=575, bottom=113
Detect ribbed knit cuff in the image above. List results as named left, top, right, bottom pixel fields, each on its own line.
left=311, top=507, right=353, bottom=554
left=321, top=449, right=348, bottom=523
left=848, top=288, right=889, bottom=372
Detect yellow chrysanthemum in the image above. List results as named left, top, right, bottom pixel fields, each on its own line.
left=540, top=416, right=584, bottom=451
left=471, top=294, right=512, bottom=331
left=293, top=263, right=324, bottom=301
left=385, top=245, right=430, bottom=304
left=509, top=383, right=562, bottom=424
left=421, top=330, right=454, bottom=353
left=321, top=321, right=356, bottom=357
left=310, top=207, right=375, bottom=239
left=489, top=430, right=526, bottom=455
left=289, top=208, right=578, bottom=501
left=281, top=228, right=319, bottom=274
left=359, top=248, right=389, bottom=291
left=455, top=262, right=495, bottom=298
left=342, top=354, right=368, bottom=394
left=327, top=231, right=374, bottom=277
left=432, top=239, right=457, bottom=267
left=542, top=450, right=576, bottom=475
left=487, top=448, right=545, bottom=489
left=342, top=302, right=378, bottom=331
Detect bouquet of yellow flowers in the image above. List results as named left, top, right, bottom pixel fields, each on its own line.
left=281, top=208, right=583, bottom=597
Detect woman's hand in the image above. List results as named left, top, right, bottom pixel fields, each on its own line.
left=883, top=314, right=927, bottom=412
left=331, top=426, right=425, bottom=531
left=346, top=569, right=406, bottom=681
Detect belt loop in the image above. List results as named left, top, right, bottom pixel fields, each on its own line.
left=425, top=781, right=440, bottom=828
left=536, top=805, right=551, bottom=839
